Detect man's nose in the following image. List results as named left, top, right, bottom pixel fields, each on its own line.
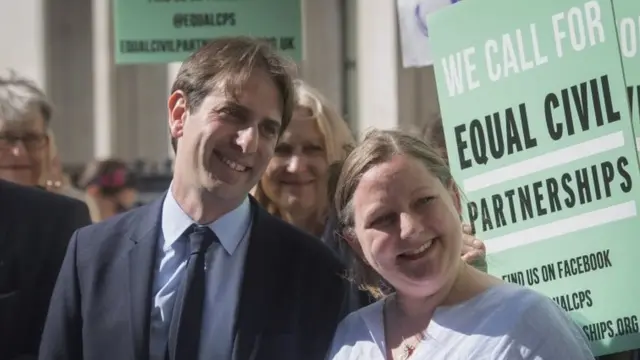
left=235, top=127, right=259, bottom=153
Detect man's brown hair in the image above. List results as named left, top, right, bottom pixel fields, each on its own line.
left=170, top=36, right=296, bottom=152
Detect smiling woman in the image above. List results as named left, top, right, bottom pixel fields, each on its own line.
left=252, top=79, right=356, bottom=237
left=0, top=71, right=52, bottom=187
left=327, top=129, right=594, bottom=360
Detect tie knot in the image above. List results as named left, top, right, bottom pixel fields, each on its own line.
left=187, top=225, right=217, bottom=255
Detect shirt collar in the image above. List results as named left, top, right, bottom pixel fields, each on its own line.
left=161, top=185, right=252, bottom=255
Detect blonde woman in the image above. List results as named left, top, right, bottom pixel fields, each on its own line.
left=328, top=129, right=593, bottom=360
left=253, top=79, right=356, bottom=237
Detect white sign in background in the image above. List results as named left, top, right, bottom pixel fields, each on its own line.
left=397, top=0, right=460, bottom=68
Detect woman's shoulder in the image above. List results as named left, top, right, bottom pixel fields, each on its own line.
left=438, top=283, right=545, bottom=319
left=483, top=283, right=581, bottom=324
left=456, top=283, right=580, bottom=330
left=326, top=300, right=386, bottom=360
left=437, top=283, right=575, bottom=333
left=473, top=283, right=594, bottom=358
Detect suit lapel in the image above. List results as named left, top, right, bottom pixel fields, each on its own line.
left=0, top=181, right=12, bottom=256
left=232, top=197, right=280, bottom=360
left=128, top=196, right=165, bottom=360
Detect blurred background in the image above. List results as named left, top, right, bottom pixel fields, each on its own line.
left=0, top=0, right=443, bottom=204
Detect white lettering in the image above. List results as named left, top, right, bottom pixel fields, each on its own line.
left=463, top=47, right=480, bottom=91
left=619, top=17, right=639, bottom=58
left=567, top=7, right=587, bottom=52
left=551, top=0, right=604, bottom=58
left=485, top=39, right=500, bottom=81
left=441, top=47, right=478, bottom=97
left=483, top=23, right=547, bottom=82
left=530, top=23, right=548, bottom=66
left=584, top=0, right=605, bottom=45
left=515, top=29, right=534, bottom=71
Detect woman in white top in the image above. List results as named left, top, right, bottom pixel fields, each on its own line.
left=328, top=129, right=594, bottom=360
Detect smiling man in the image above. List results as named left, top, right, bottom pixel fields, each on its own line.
left=40, top=37, right=350, bottom=360
left=0, top=72, right=51, bottom=187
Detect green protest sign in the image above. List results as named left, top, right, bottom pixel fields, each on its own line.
left=428, top=0, right=640, bottom=355
left=113, top=0, right=302, bottom=64
left=615, top=1, right=640, bottom=154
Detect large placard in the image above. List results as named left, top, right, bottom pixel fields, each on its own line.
left=615, top=0, right=640, bottom=154
left=114, top=0, right=302, bottom=64
left=428, top=0, right=640, bottom=355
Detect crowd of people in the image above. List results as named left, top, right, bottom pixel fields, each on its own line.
left=0, top=36, right=635, bottom=359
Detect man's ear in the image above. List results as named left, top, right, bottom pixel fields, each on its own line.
left=168, top=90, right=188, bottom=140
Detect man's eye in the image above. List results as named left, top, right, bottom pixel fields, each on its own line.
left=261, top=123, right=279, bottom=137
left=219, top=110, right=239, bottom=120
left=217, top=107, right=243, bottom=121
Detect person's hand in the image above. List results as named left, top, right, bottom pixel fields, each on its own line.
left=460, top=224, right=487, bottom=267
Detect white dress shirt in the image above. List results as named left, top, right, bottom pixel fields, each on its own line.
left=148, top=187, right=252, bottom=359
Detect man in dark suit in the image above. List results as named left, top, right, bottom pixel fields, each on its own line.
left=0, top=179, right=91, bottom=360
left=39, top=37, right=350, bottom=360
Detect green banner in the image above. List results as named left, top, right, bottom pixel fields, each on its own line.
left=113, top=0, right=302, bottom=64
left=615, top=1, right=640, bottom=155
left=428, top=0, right=640, bottom=355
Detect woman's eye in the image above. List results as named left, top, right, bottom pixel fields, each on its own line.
left=416, top=196, right=434, bottom=206
left=274, top=144, right=292, bottom=155
left=304, top=145, right=324, bottom=154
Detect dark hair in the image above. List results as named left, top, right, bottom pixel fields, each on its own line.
left=79, top=159, right=136, bottom=195
left=170, top=36, right=297, bottom=153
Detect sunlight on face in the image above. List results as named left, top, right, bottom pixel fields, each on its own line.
left=351, top=154, right=462, bottom=298
left=261, top=108, right=328, bottom=214
left=170, top=70, right=283, bottom=204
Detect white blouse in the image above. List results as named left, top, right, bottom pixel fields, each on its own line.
left=327, top=284, right=594, bottom=360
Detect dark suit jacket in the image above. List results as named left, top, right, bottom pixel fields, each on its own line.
left=39, top=195, right=349, bottom=360
left=0, top=180, right=91, bottom=360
